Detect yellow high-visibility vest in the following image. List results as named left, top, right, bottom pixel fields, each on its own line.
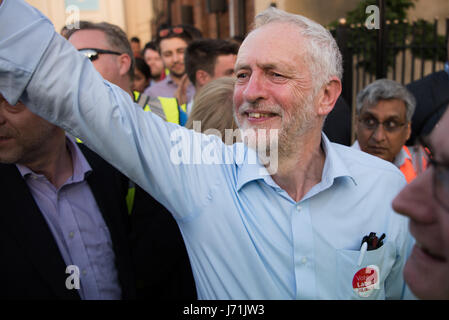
left=134, top=91, right=186, bottom=125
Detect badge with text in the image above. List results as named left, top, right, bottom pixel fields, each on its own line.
left=352, top=265, right=380, bottom=297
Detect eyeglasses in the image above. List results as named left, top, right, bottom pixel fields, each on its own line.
left=78, top=48, right=122, bottom=62
left=158, top=26, right=184, bottom=39
left=358, top=116, right=407, bottom=133
left=419, top=136, right=449, bottom=212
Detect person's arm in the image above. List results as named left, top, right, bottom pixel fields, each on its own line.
left=0, top=0, right=224, bottom=220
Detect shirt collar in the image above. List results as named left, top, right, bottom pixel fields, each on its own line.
left=67, top=136, right=93, bottom=182
left=236, top=133, right=356, bottom=193
left=235, top=144, right=268, bottom=191
left=393, top=146, right=411, bottom=168
left=16, top=136, right=92, bottom=183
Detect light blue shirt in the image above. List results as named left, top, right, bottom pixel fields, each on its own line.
left=16, top=137, right=121, bottom=300
left=0, top=0, right=413, bottom=300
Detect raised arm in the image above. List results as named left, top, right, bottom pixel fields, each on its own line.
left=0, top=0, right=224, bottom=220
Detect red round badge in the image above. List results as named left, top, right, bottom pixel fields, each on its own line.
left=352, top=265, right=380, bottom=297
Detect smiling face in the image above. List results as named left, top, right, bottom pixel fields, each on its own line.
left=159, top=37, right=188, bottom=79
left=233, top=22, right=319, bottom=156
left=392, top=108, right=449, bottom=299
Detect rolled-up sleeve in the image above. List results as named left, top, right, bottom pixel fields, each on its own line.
left=0, top=0, right=54, bottom=105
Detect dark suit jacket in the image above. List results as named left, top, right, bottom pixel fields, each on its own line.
left=406, top=70, right=449, bottom=145
left=0, top=144, right=136, bottom=300
left=323, top=96, right=352, bottom=146
left=130, top=185, right=197, bottom=300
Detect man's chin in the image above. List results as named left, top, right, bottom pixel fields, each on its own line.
left=151, top=73, right=162, bottom=80
left=170, top=70, right=185, bottom=79
left=364, top=148, right=392, bottom=162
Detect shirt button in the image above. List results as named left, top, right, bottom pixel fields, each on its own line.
left=301, top=257, right=308, bottom=265
left=82, top=270, right=87, bottom=276
left=69, top=232, right=75, bottom=239
left=296, top=205, right=302, bottom=211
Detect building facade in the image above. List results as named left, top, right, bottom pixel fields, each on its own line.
left=25, top=0, right=448, bottom=46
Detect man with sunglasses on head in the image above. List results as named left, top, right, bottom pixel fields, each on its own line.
left=393, top=106, right=449, bottom=299
left=144, top=25, right=196, bottom=107
left=353, top=79, right=425, bottom=183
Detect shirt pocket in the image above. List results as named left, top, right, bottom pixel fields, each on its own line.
left=335, top=242, right=396, bottom=300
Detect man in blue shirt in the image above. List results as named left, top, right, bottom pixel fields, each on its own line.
left=0, top=0, right=413, bottom=299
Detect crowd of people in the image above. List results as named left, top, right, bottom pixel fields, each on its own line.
left=0, top=0, right=448, bottom=300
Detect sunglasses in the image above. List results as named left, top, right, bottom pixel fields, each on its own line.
left=158, top=26, right=184, bottom=39
left=78, top=48, right=122, bottom=62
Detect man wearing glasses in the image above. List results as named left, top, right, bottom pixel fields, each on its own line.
left=353, top=79, right=425, bottom=183
left=393, top=106, right=449, bottom=299
left=67, top=21, right=135, bottom=98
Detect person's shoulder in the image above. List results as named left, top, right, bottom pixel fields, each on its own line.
left=332, top=142, right=404, bottom=181
left=77, top=143, right=124, bottom=177
left=407, top=70, right=448, bottom=90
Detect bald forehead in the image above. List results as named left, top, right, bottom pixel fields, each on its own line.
left=235, top=22, right=308, bottom=72
left=69, top=29, right=110, bottom=50
left=242, top=22, right=304, bottom=49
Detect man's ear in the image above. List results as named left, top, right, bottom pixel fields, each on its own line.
left=118, top=54, right=132, bottom=77
left=196, top=70, right=212, bottom=88
left=317, top=77, right=342, bottom=117
left=406, top=121, right=412, bottom=141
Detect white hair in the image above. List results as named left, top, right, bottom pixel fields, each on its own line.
left=253, top=7, right=343, bottom=92
left=356, top=79, right=416, bottom=122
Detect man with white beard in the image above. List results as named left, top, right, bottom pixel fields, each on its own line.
left=0, top=0, right=413, bottom=299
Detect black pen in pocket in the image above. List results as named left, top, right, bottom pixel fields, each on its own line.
left=357, top=233, right=386, bottom=266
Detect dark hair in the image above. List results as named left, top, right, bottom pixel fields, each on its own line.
left=178, top=24, right=203, bottom=40
left=130, top=37, right=141, bottom=43
left=185, top=39, right=239, bottom=86
left=228, top=35, right=245, bottom=46
left=135, top=57, right=151, bottom=80
left=67, top=21, right=135, bottom=80
left=142, top=41, right=159, bottom=57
